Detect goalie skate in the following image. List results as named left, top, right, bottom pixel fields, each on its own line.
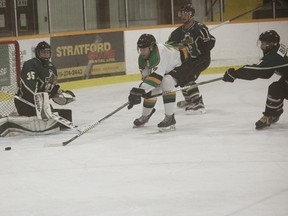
left=133, top=108, right=156, bottom=127
left=158, top=114, right=176, bottom=132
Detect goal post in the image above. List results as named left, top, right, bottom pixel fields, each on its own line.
left=0, top=40, right=21, bottom=117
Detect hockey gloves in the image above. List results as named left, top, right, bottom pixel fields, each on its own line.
left=52, top=90, right=75, bottom=105
left=223, top=68, right=237, bottom=82
left=128, top=87, right=145, bottom=110
left=49, top=84, right=60, bottom=98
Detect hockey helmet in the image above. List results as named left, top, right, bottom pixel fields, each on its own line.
left=35, top=41, right=51, bottom=62
left=178, top=4, right=195, bottom=18
left=137, top=34, right=156, bottom=49
left=259, top=30, right=280, bottom=45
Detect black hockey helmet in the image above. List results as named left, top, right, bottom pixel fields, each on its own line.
left=259, top=30, right=280, bottom=45
left=178, top=4, right=195, bottom=18
left=35, top=41, right=51, bottom=62
left=137, top=34, right=156, bottom=49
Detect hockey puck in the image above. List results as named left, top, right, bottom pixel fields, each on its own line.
left=5, top=147, right=11, bottom=151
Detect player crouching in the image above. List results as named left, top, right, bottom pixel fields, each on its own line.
left=0, top=41, right=76, bottom=137
left=127, top=34, right=187, bottom=131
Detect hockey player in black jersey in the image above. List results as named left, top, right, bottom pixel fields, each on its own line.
left=167, top=4, right=215, bottom=114
left=14, top=41, right=75, bottom=132
left=223, top=30, right=288, bottom=129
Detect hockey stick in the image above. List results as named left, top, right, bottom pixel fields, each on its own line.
left=62, top=77, right=221, bottom=145
left=147, top=76, right=223, bottom=98
left=209, top=5, right=263, bottom=31
left=62, top=101, right=130, bottom=146
left=12, top=94, right=81, bottom=132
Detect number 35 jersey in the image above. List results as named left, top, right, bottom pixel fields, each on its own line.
left=17, top=57, right=58, bottom=104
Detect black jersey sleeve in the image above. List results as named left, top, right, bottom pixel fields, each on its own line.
left=234, top=65, right=275, bottom=80
left=197, top=25, right=216, bottom=54
left=167, top=27, right=182, bottom=44
left=234, top=44, right=288, bottom=80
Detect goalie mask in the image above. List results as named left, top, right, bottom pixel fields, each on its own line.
left=36, top=41, right=52, bottom=64
left=52, top=90, right=76, bottom=105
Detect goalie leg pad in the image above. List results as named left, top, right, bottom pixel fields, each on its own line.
left=34, top=92, right=52, bottom=120
left=0, top=117, right=9, bottom=137
left=0, top=116, right=60, bottom=137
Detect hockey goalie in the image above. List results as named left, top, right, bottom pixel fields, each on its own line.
left=0, top=41, right=75, bottom=137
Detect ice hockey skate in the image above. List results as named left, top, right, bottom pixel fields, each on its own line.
left=255, top=114, right=281, bottom=130
left=185, top=96, right=206, bottom=114
left=177, top=84, right=202, bottom=109
left=158, top=114, right=176, bottom=132
left=177, top=100, right=194, bottom=108
left=133, top=108, right=156, bottom=127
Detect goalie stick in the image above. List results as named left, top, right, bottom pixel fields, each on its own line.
left=12, top=94, right=81, bottom=132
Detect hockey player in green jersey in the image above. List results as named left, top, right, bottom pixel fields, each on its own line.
left=167, top=4, right=215, bottom=114
left=15, top=41, right=59, bottom=116
left=223, top=30, right=288, bottom=129
left=13, top=41, right=75, bottom=133
left=127, top=34, right=188, bottom=131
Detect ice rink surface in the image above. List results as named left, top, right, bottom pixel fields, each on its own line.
left=1, top=74, right=288, bottom=216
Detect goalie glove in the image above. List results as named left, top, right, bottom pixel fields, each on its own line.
left=52, top=90, right=75, bottom=105
left=49, top=84, right=60, bottom=98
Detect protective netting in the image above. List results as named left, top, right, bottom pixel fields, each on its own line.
left=0, top=41, right=20, bottom=117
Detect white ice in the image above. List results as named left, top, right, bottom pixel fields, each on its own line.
left=1, top=74, right=288, bottom=216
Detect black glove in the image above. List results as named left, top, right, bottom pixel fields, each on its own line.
left=49, top=84, right=60, bottom=98
left=127, top=87, right=145, bottom=110
left=223, top=68, right=236, bottom=82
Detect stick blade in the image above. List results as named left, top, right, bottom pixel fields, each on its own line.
left=62, top=135, right=79, bottom=146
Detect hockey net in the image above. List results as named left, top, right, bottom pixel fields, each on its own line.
left=0, top=40, right=21, bottom=117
